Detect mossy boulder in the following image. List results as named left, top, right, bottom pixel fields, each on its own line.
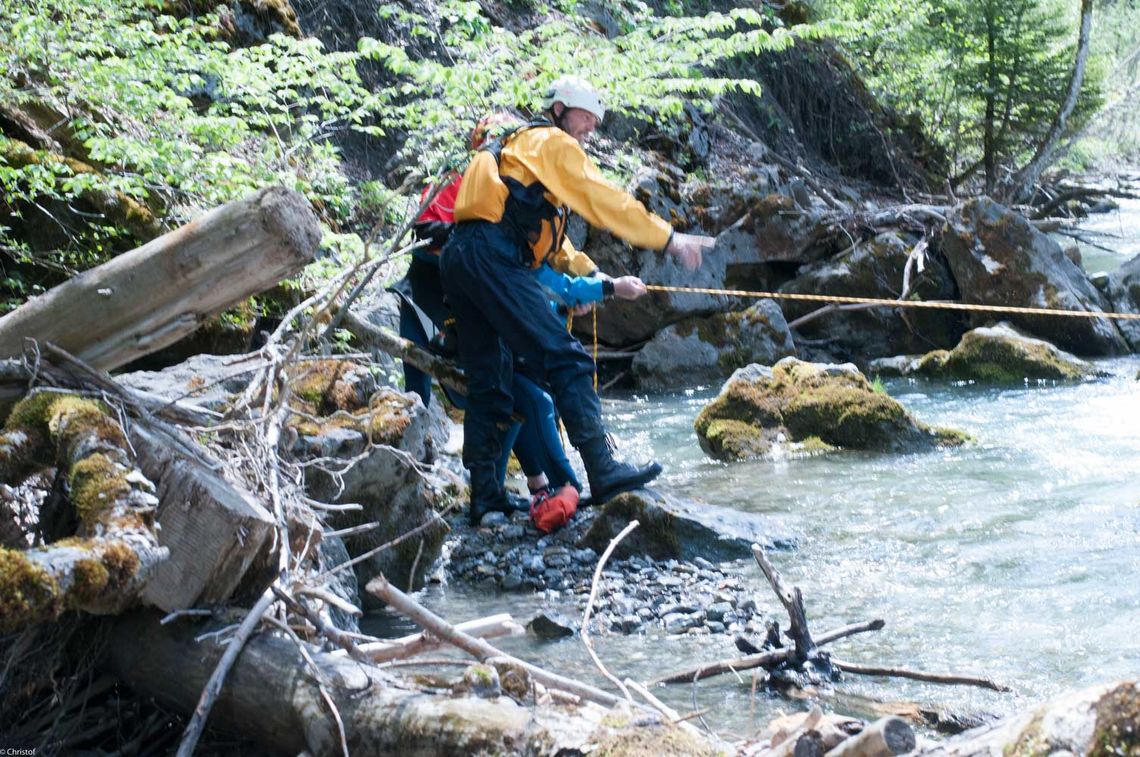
left=897, top=322, right=1105, bottom=382
left=631, top=299, right=796, bottom=390
left=578, top=489, right=796, bottom=562
left=939, top=198, right=1127, bottom=357
left=694, top=358, right=967, bottom=461
left=920, top=680, right=1140, bottom=756
left=779, top=230, right=965, bottom=363
left=294, top=360, right=452, bottom=607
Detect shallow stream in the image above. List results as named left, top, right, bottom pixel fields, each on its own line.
left=367, top=196, right=1140, bottom=738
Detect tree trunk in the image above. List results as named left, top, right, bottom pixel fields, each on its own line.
left=128, top=419, right=277, bottom=612
left=0, top=186, right=320, bottom=372
left=105, top=609, right=714, bottom=757
left=1005, top=0, right=1095, bottom=202
left=983, top=9, right=998, bottom=195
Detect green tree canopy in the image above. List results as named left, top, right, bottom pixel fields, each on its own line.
left=818, top=0, right=1104, bottom=192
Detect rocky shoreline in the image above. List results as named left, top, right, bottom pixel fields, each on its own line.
left=439, top=503, right=780, bottom=639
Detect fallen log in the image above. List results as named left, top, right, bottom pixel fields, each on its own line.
left=0, top=391, right=166, bottom=631
left=367, top=574, right=634, bottom=710
left=128, top=418, right=276, bottom=612
left=0, top=186, right=320, bottom=374
left=831, top=659, right=1010, bottom=693
left=753, top=542, right=817, bottom=663
left=105, top=609, right=717, bottom=756
left=652, top=618, right=885, bottom=685
left=339, top=307, right=469, bottom=397
left=345, top=612, right=523, bottom=663
left=0, top=347, right=276, bottom=612
left=824, top=716, right=914, bottom=757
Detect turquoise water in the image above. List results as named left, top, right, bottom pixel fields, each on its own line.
left=1055, top=194, right=1140, bottom=274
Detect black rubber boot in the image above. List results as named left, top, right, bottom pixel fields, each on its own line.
left=468, top=464, right=529, bottom=526
left=579, top=437, right=662, bottom=505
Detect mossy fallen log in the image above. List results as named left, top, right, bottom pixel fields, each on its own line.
left=0, top=392, right=166, bottom=631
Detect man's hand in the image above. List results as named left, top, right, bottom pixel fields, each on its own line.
left=569, top=303, right=594, bottom=316
left=667, top=232, right=715, bottom=271
left=612, top=276, right=647, bottom=301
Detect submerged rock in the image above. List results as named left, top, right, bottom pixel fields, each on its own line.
left=939, top=197, right=1127, bottom=356
left=527, top=611, right=578, bottom=639
left=632, top=299, right=796, bottom=390
left=579, top=489, right=795, bottom=561
left=694, top=358, right=968, bottom=461
left=871, top=322, right=1105, bottom=381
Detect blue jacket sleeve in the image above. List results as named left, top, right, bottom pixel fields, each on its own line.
left=534, top=263, right=605, bottom=307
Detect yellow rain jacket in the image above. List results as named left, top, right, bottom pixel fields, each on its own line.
left=453, top=122, right=674, bottom=277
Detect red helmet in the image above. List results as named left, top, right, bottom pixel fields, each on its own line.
left=470, top=112, right=520, bottom=150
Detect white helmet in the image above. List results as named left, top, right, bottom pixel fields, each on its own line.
left=543, top=76, right=606, bottom=123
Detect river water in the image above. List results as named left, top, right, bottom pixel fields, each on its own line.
left=371, top=200, right=1140, bottom=739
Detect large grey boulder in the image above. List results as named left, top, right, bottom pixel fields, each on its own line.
left=631, top=299, right=796, bottom=390
left=580, top=166, right=830, bottom=345
left=694, top=358, right=968, bottom=461
left=116, top=352, right=258, bottom=412
left=578, top=489, right=796, bottom=562
left=779, top=230, right=966, bottom=363
left=939, top=198, right=1127, bottom=356
left=1104, top=253, right=1140, bottom=351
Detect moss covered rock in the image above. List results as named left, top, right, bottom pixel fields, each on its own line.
left=294, top=360, right=452, bottom=607
left=873, top=323, right=1105, bottom=382
left=695, top=358, right=967, bottom=461
left=922, top=680, right=1140, bottom=756
left=632, top=299, right=795, bottom=390
left=918, top=322, right=1103, bottom=381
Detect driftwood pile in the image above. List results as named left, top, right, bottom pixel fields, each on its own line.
left=0, top=187, right=724, bottom=754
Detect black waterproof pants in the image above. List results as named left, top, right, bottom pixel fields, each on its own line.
left=440, top=221, right=605, bottom=487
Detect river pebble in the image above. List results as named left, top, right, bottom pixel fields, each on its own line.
left=438, top=507, right=773, bottom=637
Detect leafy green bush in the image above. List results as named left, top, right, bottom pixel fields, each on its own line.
left=0, top=0, right=829, bottom=310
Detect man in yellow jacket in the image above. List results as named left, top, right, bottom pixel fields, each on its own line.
left=441, top=76, right=714, bottom=525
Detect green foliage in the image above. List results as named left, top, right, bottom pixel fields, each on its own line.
left=0, top=0, right=831, bottom=313
left=1066, top=1, right=1140, bottom=167
left=360, top=0, right=830, bottom=178
left=0, top=0, right=388, bottom=304
left=816, top=0, right=1105, bottom=190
